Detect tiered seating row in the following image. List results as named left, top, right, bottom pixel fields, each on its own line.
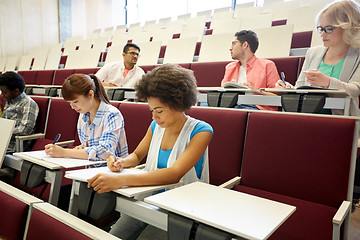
left=18, top=56, right=304, bottom=98
left=2, top=99, right=358, bottom=239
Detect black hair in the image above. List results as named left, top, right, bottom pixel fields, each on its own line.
left=0, top=71, right=25, bottom=93
left=123, top=43, right=141, bottom=53
left=235, top=30, right=259, bottom=53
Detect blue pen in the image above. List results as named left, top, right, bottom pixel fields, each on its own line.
left=52, top=133, right=61, bottom=144
left=280, top=72, right=286, bottom=86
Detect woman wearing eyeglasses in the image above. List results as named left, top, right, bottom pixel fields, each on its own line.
left=276, top=0, right=360, bottom=116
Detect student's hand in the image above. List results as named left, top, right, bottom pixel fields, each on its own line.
left=74, top=145, right=85, bottom=149
left=87, top=173, right=123, bottom=193
left=102, top=82, right=118, bottom=87
left=242, top=82, right=257, bottom=91
left=44, top=144, right=65, bottom=157
left=107, top=156, right=124, bottom=172
left=303, top=70, right=330, bottom=88
left=275, top=79, right=292, bottom=88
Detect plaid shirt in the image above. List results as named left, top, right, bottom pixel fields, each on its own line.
left=78, top=101, right=128, bottom=162
left=1, top=92, right=39, bottom=150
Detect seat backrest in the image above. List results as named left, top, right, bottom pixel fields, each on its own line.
left=26, top=202, right=120, bottom=240
left=255, top=25, right=293, bottom=58
left=198, top=33, right=234, bottom=62
left=18, top=70, right=38, bottom=85
left=186, top=107, right=248, bottom=185
left=136, top=41, right=162, bottom=66
left=35, top=70, right=55, bottom=85
left=269, top=57, right=300, bottom=86
left=0, top=181, right=42, bottom=240
left=118, top=102, right=152, bottom=153
left=291, top=31, right=312, bottom=49
left=241, top=112, right=356, bottom=208
left=74, top=68, right=99, bottom=75
left=45, top=98, right=79, bottom=141
left=190, top=61, right=230, bottom=87
left=31, top=96, right=50, bottom=134
left=53, top=69, right=76, bottom=85
left=163, top=37, right=198, bottom=64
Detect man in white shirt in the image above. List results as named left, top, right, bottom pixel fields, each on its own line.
left=96, top=43, right=145, bottom=87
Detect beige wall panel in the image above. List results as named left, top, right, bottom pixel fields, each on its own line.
left=72, top=0, right=86, bottom=38
left=0, top=0, right=24, bottom=57
left=21, top=0, right=42, bottom=55
left=41, top=0, right=59, bottom=46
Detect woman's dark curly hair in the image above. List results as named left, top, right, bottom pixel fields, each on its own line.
left=135, top=64, right=198, bottom=111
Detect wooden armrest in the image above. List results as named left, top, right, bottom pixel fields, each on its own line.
left=333, top=200, right=351, bottom=225
left=55, top=140, right=75, bottom=147
left=135, top=163, right=146, bottom=169
left=218, top=176, right=241, bottom=189
left=15, top=133, right=45, bottom=141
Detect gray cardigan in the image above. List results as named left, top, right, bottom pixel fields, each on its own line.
left=296, top=45, right=360, bottom=116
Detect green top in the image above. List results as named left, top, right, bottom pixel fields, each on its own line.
left=318, top=58, right=345, bottom=79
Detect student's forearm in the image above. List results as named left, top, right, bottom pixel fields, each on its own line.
left=63, top=149, right=89, bottom=159
left=120, top=152, right=142, bottom=168
left=119, top=167, right=181, bottom=188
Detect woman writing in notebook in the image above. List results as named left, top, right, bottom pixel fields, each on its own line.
left=44, top=74, right=128, bottom=163
left=276, top=0, right=360, bottom=116
left=88, top=64, right=213, bottom=239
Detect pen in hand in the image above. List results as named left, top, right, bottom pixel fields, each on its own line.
left=52, top=133, right=61, bottom=144
left=280, top=72, right=286, bottom=87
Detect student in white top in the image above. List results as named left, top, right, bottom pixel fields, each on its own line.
left=88, top=64, right=213, bottom=240
left=96, top=43, right=145, bottom=87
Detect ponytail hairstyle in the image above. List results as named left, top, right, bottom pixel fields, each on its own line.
left=61, top=74, right=110, bottom=104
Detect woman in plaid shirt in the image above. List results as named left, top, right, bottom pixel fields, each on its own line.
left=45, top=74, right=128, bottom=163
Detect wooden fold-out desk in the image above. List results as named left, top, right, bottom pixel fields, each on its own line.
left=146, top=182, right=296, bottom=240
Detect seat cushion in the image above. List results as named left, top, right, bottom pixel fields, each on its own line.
left=234, top=185, right=338, bottom=240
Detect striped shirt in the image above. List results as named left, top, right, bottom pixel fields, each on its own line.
left=77, top=101, right=128, bottom=162
left=1, top=92, right=39, bottom=150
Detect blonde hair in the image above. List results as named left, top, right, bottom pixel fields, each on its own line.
left=316, top=0, right=360, bottom=48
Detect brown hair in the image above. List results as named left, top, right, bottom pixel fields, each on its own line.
left=135, top=64, right=198, bottom=111
left=61, top=74, right=110, bottom=104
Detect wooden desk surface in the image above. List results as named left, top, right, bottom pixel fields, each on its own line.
left=145, top=182, right=296, bottom=240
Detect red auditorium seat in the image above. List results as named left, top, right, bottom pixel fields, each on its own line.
left=31, top=96, right=50, bottom=135
left=233, top=112, right=356, bottom=239
left=31, top=98, right=79, bottom=150
left=186, top=108, right=247, bottom=185
left=74, top=68, right=99, bottom=75
left=35, top=70, right=55, bottom=85
left=26, top=209, right=93, bottom=240
left=269, top=57, right=301, bottom=86
left=291, top=31, right=312, bottom=49
left=118, top=102, right=152, bottom=153
left=53, top=69, right=76, bottom=85
left=190, top=61, right=230, bottom=87
left=0, top=190, right=30, bottom=239
left=18, top=70, right=38, bottom=85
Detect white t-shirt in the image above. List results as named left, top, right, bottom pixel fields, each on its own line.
left=237, top=65, right=247, bottom=84
left=95, top=61, right=145, bottom=87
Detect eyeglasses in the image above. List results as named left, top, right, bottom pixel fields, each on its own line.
left=127, top=52, right=139, bottom=57
left=316, top=25, right=336, bottom=34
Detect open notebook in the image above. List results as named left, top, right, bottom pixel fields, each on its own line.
left=0, top=118, right=16, bottom=168
left=222, top=82, right=250, bottom=89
